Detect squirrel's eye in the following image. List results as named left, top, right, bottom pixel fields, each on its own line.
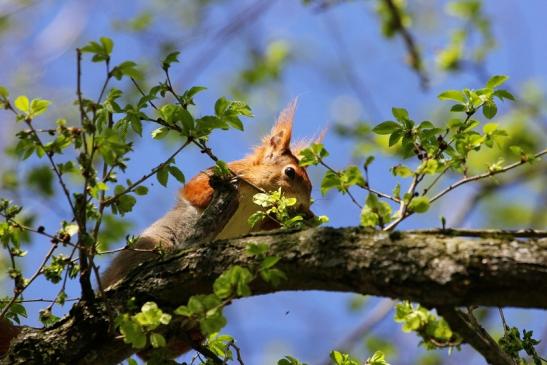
left=284, top=166, right=296, bottom=179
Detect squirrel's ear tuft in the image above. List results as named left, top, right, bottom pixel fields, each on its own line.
left=247, top=100, right=298, bottom=163
left=293, top=128, right=327, bottom=160
left=262, top=100, right=296, bottom=156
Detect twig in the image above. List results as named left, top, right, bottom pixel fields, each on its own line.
left=23, top=119, right=76, bottom=215
left=382, top=0, right=428, bottom=88
left=384, top=174, right=421, bottom=231
left=96, top=59, right=111, bottom=104
left=0, top=298, right=78, bottom=304
left=102, top=139, right=192, bottom=206
left=0, top=241, right=59, bottom=319
left=430, top=148, right=547, bottom=204
left=76, top=49, right=87, bottom=127
left=228, top=341, right=245, bottom=365
left=437, top=307, right=514, bottom=365
left=451, top=167, right=540, bottom=226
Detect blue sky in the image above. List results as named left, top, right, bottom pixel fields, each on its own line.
left=0, top=0, right=546, bottom=364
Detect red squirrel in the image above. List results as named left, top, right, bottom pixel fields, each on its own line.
left=101, top=101, right=314, bottom=288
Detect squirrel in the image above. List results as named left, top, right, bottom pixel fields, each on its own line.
left=0, top=102, right=315, bottom=359
left=101, top=101, right=314, bottom=288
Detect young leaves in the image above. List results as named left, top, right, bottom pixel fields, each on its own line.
left=81, top=37, right=114, bottom=62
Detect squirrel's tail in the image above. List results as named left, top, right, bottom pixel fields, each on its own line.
left=0, top=318, right=20, bottom=356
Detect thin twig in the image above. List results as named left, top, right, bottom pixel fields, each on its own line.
left=0, top=241, right=59, bottom=319
left=102, top=139, right=193, bottom=206
left=430, top=148, right=547, bottom=204
left=382, top=0, right=428, bottom=88
left=23, top=119, right=76, bottom=215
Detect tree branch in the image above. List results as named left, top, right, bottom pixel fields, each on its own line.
left=437, top=307, right=514, bottom=365
left=3, top=221, right=546, bottom=363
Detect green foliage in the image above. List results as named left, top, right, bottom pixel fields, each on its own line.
left=330, top=350, right=359, bottom=365
left=299, top=143, right=329, bottom=167
left=172, top=242, right=287, bottom=340
left=278, top=356, right=308, bottom=365
left=39, top=308, right=60, bottom=327
left=207, top=332, right=235, bottom=360
left=248, top=188, right=304, bottom=229
left=42, top=254, right=71, bottom=284
left=321, top=166, right=366, bottom=196
left=115, top=302, right=171, bottom=350
left=329, top=350, right=390, bottom=365
left=13, top=96, right=51, bottom=119
left=81, top=36, right=114, bottom=62
left=361, top=193, right=392, bottom=228
left=394, top=301, right=462, bottom=350
left=437, top=0, right=495, bottom=70
left=26, top=165, right=54, bottom=196
left=499, top=327, right=543, bottom=365
left=365, top=351, right=391, bottom=365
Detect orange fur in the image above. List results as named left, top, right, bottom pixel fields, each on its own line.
left=180, top=172, right=214, bottom=210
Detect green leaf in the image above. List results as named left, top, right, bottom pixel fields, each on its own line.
left=483, top=122, right=498, bottom=134
left=364, top=156, right=375, bottom=168
left=391, top=107, right=409, bottom=122
left=388, top=130, right=403, bottom=147
left=30, top=99, right=51, bottom=117
left=260, top=256, right=281, bottom=270
left=482, top=101, right=497, bottom=119
left=14, top=96, right=30, bottom=113
left=372, top=121, right=400, bottom=135
left=134, top=186, right=148, bottom=196
left=408, top=196, right=430, bottom=213
left=320, top=170, right=341, bottom=195
left=168, top=165, right=185, bottom=183
left=215, top=97, right=229, bottom=116
left=299, top=143, right=329, bottom=167
left=438, top=90, right=465, bottom=103
left=111, top=61, right=139, bottom=80
left=0, top=86, right=9, bottom=98
left=100, top=37, right=114, bottom=55
left=246, top=242, right=269, bottom=257
left=162, top=51, right=181, bottom=70
left=149, top=333, right=166, bottom=348
left=486, top=75, right=508, bottom=89
left=391, top=165, right=413, bottom=178
left=493, top=89, right=515, bottom=101
left=366, top=351, right=390, bottom=365
left=277, top=356, right=307, bottom=365
left=156, top=167, right=169, bottom=187
left=151, top=127, right=169, bottom=139
left=450, top=104, right=466, bottom=112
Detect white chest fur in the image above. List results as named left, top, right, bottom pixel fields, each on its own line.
left=215, top=184, right=261, bottom=240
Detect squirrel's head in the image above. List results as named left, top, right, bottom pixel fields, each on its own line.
left=233, top=101, right=314, bottom=215
left=181, top=101, right=316, bottom=219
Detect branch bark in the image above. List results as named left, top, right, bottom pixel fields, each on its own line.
left=4, top=226, right=546, bottom=364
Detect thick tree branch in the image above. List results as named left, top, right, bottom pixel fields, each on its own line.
left=4, top=225, right=546, bottom=363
